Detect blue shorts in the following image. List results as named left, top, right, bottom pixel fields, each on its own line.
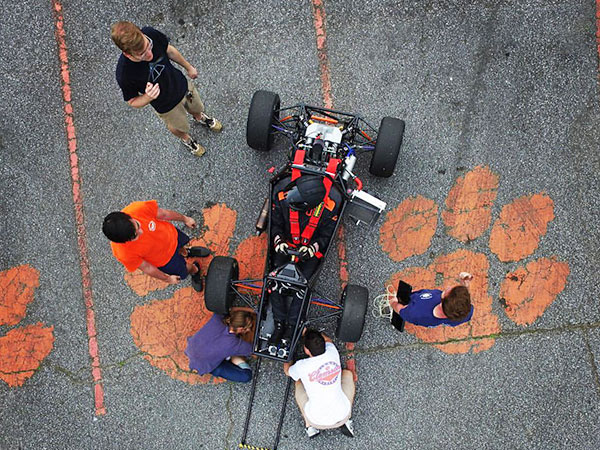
left=158, top=229, right=190, bottom=279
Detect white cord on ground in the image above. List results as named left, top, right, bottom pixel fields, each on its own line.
left=372, top=284, right=397, bottom=320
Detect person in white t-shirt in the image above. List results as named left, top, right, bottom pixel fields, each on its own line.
left=283, top=329, right=356, bottom=438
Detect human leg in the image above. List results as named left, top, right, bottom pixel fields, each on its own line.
left=338, top=370, right=356, bottom=437
left=158, top=99, right=206, bottom=156
left=157, top=229, right=190, bottom=279
left=210, top=360, right=252, bottom=383
left=341, top=370, right=356, bottom=404
left=185, top=80, right=223, bottom=132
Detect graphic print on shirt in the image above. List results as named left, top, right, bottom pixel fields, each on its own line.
left=420, top=292, right=432, bottom=299
left=148, top=56, right=165, bottom=82
left=309, top=361, right=341, bottom=385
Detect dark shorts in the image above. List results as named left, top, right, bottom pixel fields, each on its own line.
left=158, top=229, right=190, bottom=279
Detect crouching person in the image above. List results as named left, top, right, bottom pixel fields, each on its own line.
left=185, top=307, right=255, bottom=383
left=283, top=329, right=356, bottom=439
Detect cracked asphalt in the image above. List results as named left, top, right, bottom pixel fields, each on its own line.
left=1, top=0, right=599, bottom=449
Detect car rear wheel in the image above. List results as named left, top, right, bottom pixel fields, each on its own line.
left=205, top=256, right=239, bottom=314
left=369, top=117, right=405, bottom=177
left=335, top=284, right=368, bottom=342
left=246, top=90, right=280, bottom=151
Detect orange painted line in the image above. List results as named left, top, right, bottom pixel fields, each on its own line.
left=310, top=0, right=357, bottom=381
left=310, top=0, right=334, bottom=110
left=310, top=115, right=338, bottom=124
left=51, top=0, right=105, bottom=415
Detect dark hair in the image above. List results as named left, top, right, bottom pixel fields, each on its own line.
left=442, top=286, right=472, bottom=321
left=102, top=211, right=136, bottom=243
left=303, top=329, right=325, bottom=356
left=223, top=310, right=254, bottom=332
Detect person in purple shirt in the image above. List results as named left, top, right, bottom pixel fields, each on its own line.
left=389, top=272, right=474, bottom=331
left=185, top=307, right=255, bottom=382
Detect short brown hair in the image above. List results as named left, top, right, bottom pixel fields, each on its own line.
left=111, top=21, right=145, bottom=54
left=223, top=310, right=254, bottom=332
left=441, top=286, right=471, bottom=321
left=303, top=329, right=325, bottom=356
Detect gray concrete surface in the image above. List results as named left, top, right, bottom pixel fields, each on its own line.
left=1, top=0, right=599, bottom=449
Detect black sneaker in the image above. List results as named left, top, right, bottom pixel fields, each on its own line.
left=268, top=321, right=285, bottom=346
left=282, top=324, right=294, bottom=342
left=339, top=419, right=355, bottom=437
left=191, top=262, right=203, bottom=292
left=186, top=246, right=211, bottom=258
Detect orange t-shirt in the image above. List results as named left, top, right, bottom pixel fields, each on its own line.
left=110, top=200, right=178, bottom=272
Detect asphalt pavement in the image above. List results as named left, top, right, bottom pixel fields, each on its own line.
left=1, top=0, right=599, bottom=449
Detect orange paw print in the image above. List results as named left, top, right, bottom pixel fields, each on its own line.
left=380, top=166, right=569, bottom=353
left=0, top=265, right=54, bottom=386
left=128, top=204, right=267, bottom=384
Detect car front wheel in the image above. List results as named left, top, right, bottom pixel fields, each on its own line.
left=204, top=256, right=239, bottom=315
left=335, top=284, right=368, bottom=342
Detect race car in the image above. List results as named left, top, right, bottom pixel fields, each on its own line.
left=204, top=90, right=404, bottom=449
left=204, top=90, right=405, bottom=362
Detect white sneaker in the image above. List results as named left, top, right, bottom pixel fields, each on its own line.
left=305, top=426, right=320, bottom=438
left=183, top=138, right=206, bottom=157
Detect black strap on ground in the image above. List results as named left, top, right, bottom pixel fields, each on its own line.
left=239, top=358, right=293, bottom=450
left=241, top=357, right=262, bottom=446
left=272, top=377, right=293, bottom=450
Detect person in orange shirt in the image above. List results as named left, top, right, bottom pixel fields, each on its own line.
left=102, top=200, right=209, bottom=291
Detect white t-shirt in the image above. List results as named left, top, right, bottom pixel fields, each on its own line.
left=288, top=342, right=350, bottom=426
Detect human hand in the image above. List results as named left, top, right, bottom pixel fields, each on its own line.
left=184, top=216, right=196, bottom=228
left=459, top=272, right=473, bottom=281
left=298, top=243, right=318, bottom=259
left=166, top=275, right=180, bottom=285
left=274, top=235, right=289, bottom=254
left=187, top=65, right=198, bottom=79
left=145, top=82, right=160, bottom=100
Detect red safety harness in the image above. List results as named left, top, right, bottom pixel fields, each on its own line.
left=288, top=150, right=340, bottom=257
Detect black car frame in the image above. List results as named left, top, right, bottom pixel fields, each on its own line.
left=204, top=90, right=404, bottom=449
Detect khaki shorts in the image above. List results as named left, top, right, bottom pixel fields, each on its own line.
left=294, top=369, right=356, bottom=429
left=157, top=79, right=205, bottom=134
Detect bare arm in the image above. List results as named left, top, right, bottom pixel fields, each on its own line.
left=459, top=272, right=473, bottom=288
left=389, top=297, right=408, bottom=313
left=283, top=362, right=292, bottom=376
left=166, top=45, right=198, bottom=79
left=138, top=261, right=179, bottom=284
left=127, top=82, right=161, bottom=108
left=156, top=208, right=196, bottom=228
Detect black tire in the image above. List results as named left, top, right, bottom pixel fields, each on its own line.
left=335, top=284, right=369, bottom=342
left=204, top=256, right=239, bottom=315
left=370, top=117, right=405, bottom=177
left=246, top=90, right=280, bottom=151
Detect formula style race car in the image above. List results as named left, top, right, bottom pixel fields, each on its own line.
left=204, top=90, right=404, bottom=449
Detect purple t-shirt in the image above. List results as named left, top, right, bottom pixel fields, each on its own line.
left=399, top=289, right=473, bottom=327
left=185, top=314, right=253, bottom=375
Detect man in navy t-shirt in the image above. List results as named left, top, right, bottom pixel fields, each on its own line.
left=389, top=272, right=474, bottom=330
left=111, top=21, right=222, bottom=156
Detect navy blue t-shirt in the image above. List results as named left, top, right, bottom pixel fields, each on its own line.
left=115, top=27, right=188, bottom=113
left=399, top=289, right=473, bottom=327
